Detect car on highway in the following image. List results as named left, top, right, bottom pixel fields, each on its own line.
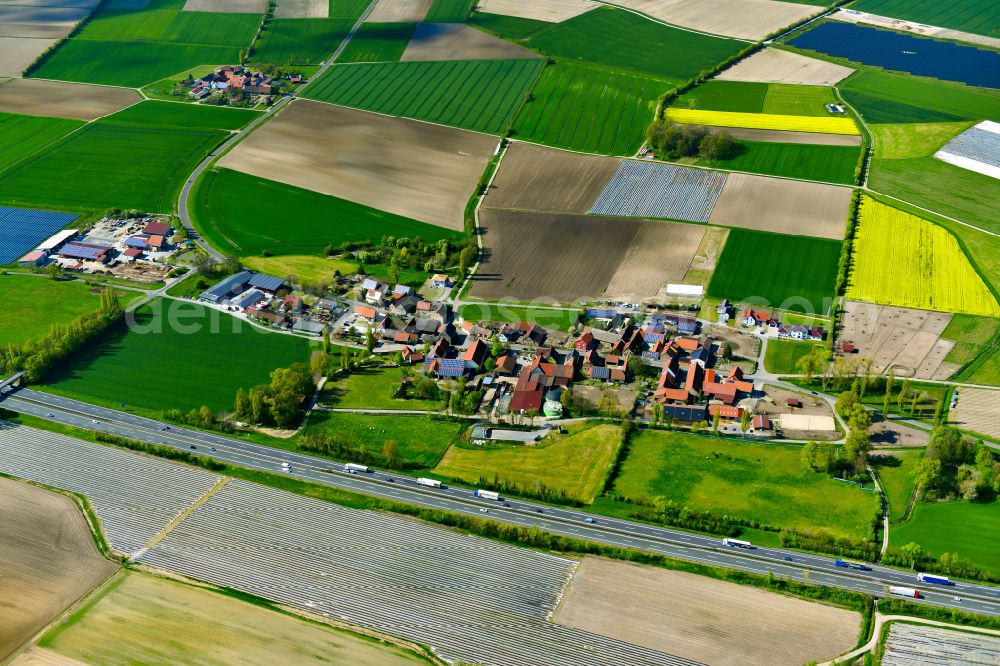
left=954, top=596, right=963, bottom=601
left=502, top=502, right=511, bottom=507
left=783, top=556, right=793, bottom=562
left=479, top=508, right=488, bottom=513
left=584, top=517, right=595, bottom=523
left=46, top=412, right=54, bottom=417
left=210, top=447, right=216, bottom=451
left=91, top=419, right=99, bottom=424
left=535, top=508, right=543, bottom=514
left=385, top=477, right=395, bottom=483
left=189, top=445, right=196, bottom=449
left=160, top=425, right=170, bottom=431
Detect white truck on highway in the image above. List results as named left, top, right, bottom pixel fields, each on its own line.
left=475, top=489, right=500, bottom=501
left=722, top=538, right=754, bottom=549
left=417, top=477, right=442, bottom=488
left=889, top=586, right=921, bottom=598
left=344, top=463, right=368, bottom=473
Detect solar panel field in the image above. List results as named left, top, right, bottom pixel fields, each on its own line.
left=303, top=59, right=543, bottom=134
left=589, top=160, right=728, bottom=221
left=511, top=60, right=666, bottom=155
left=0, top=206, right=77, bottom=264
left=41, top=299, right=313, bottom=413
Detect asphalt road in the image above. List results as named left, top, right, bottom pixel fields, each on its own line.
left=3, top=387, right=999, bottom=617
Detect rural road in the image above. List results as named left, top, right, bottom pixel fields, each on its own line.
left=4, top=387, right=1000, bottom=619
left=175, top=0, right=380, bottom=260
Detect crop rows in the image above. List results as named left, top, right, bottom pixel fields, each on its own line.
left=139, top=480, right=696, bottom=666
left=664, top=108, right=859, bottom=135
left=882, top=623, right=1000, bottom=665
left=846, top=197, right=1000, bottom=317
left=512, top=61, right=664, bottom=155
left=0, top=423, right=221, bottom=556
left=936, top=122, right=1000, bottom=169
left=303, top=59, right=542, bottom=134
left=590, top=160, right=727, bottom=221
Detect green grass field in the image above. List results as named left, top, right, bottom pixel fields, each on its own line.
left=708, top=228, right=841, bottom=314
left=763, top=339, right=826, bottom=374
left=425, top=0, right=475, bottom=22
left=251, top=19, right=354, bottom=65
left=0, top=276, right=104, bottom=346
left=193, top=168, right=460, bottom=256
left=433, top=423, right=622, bottom=503
left=692, top=140, right=859, bottom=184
left=302, top=411, right=462, bottom=468
left=468, top=11, right=549, bottom=40
left=303, top=58, right=542, bottom=134
left=241, top=254, right=358, bottom=285
left=872, top=450, right=919, bottom=522
left=34, top=572, right=431, bottom=665
left=41, top=299, right=312, bottom=413
left=458, top=303, right=580, bottom=330
left=102, top=100, right=261, bottom=130
left=963, top=346, right=1000, bottom=386
left=942, top=314, right=1000, bottom=371
left=870, top=122, right=974, bottom=159
left=524, top=7, right=742, bottom=81
left=850, top=0, right=1000, bottom=38
left=840, top=70, right=1000, bottom=124
left=602, top=429, right=877, bottom=539
left=328, top=0, right=370, bottom=18
left=891, top=501, right=1000, bottom=578
left=337, top=23, right=414, bottom=62
left=0, top=121, right=225, bottom=213
left=674, top=81, right=835, bottom=116
left=78, top=6, right=260, bottom=47
left=0, top=113, right=83, bottom=172
left=762, top=83, right=837, bottom=115
left=31, top=40, right=241, bottom=88
left=511, top=60, right=665, bottom=155
left=320, top=366, right=445, bottom=411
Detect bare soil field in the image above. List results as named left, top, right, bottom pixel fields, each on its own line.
left=272, top=0, right=325, bottom=18
left=708, top=173, right=851, bottom=239
left=0, top=477, right=118, bottom=662
left=474, top=0, right=597, bottom=23
left=949, top=388, right=1000, bottom=440
left=870, top=417, right=930, bottom=448
left=709, top=125, right=863, bottom=147
left=402, top=23, right=537, bottom=61
left=555, top=557, right=859, bottom=666
left=610, top=0, right=818, bottom=41
left=218, top=100, right=497, bottom=230
left=484, top=141, right=620, bottom=213
left=0, top=37, right=58, bottom=77
left=717, top=47, right=854, bottom=86
left=0, top=78, right=139, bottom=120
left=0, top=6, right=88, bottom=38
left=840, top=300, right=956, bottom=379
left=682, top=225, right=728, bottom=287
left=365, top=0, right=432, bottom=22
left=184, top=0, right=267, bottom=12
left=470, top=210, right=703, bottom=303
left=14, top=571, right=430, bottom=666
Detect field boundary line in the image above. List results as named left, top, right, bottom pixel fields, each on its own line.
left=131, top=476, right=230, bottom=560
left=592, top=1, right=753, bottom=43
left=294, top=97, right=506, bottom=139
left=862, top=187, right=1000, bottom=238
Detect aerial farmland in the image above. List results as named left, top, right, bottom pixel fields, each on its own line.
left=1, top=0, right=1000, bottom=663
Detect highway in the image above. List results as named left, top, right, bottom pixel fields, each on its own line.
left=4, top=386, right=1000, bottom=618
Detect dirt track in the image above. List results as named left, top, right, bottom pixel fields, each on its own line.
left=609, top=0, right=818, bottom=40
left=0, top=78, right=139, bottom=120
left=474, top=0, right=596, bottom=22
left=184, top=0, right=268, bottom=12
left=554, top=557, right=859, bottom=666
left=401, top=23, right=537, bottom=61
left=365, top=0, right=432, bottom=22
left=0, top=477, right=117, bottom=661
left=708, top=126, right=863, bottom=147
left=484, top=142, right=620, bottom=213
left=718, top=48, right=854, bottom=86
left=708, top=173, right=851, bottom=239
left=470, top=210, right=703, bottom=303
left=218, top=100, right=497, bottom=230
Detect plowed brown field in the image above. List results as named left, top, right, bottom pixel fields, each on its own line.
left=0, top=78, right=139, bottom=120
left=469, top=210, right=703, bottom=302
left=365, top=0, right=432, bottom=22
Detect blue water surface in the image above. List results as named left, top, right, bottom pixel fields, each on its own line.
left=789, top=21, right=1000, bottom=89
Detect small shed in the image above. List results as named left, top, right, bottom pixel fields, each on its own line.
left=787, top=397, right=803, bottom=409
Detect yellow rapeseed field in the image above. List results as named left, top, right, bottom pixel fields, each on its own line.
left=663, top=108, right=860, bottom=135
left=847, top=197, right=1000, bottom=317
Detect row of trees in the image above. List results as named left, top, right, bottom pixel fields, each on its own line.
left=646, top=121, right=738, bottom=160
left=1, top=286, right=123, bottom=382
left=233, top=363, right=314, bottom=429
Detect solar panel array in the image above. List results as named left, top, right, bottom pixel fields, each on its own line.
left=589, top=161, right=728, bottom=222
left=0, top=206, right=78, bottom=264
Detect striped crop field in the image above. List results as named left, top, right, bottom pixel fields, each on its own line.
left=589, top=160, right=727, bottom=222
left=663, top=109, right=859, bottom=135
left=847, top=197, right=1000, bottom=317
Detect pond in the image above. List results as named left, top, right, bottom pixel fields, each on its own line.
left=789, top=21, right=1000, bottom=89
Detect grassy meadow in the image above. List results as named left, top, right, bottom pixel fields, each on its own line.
left=302, top=412, right=462, bottom=469
left=102, top=100, right=261, bottom=130
left=34, top=572, right=431, bottom=665
left=468, top=12, right=549, bottom=41
left=425, top=0, right=475, bottom=22
left=511, top=60, right=666, bottom=155
left=193, top=168, right=460, bottom=256
left=0, top=113, right=83, bottom=172
left=846, top=197, right=1000, bottom=317
left=250, top=19, right=354, bottom=65
left=708, top=228, right=841, bottom=314
left=303, top=58, right=543, bottom=134
left=850, top=0, right=1000, bottom=38
left=891, top=501, right=1000, bottom=578
left=673, top=81, right=836, bottom=116
left=433, top=423, right=623, bottom=503
left=0, top=276, right=104, bottom=346
left=839, top=70, right=1000, bottom=124
left=458, top=303, right=581, bottom=330
left=872, top=450, right=920, bottom=522
left=601, top=429, right=878, bottom=539
left=337, top=23, right=414, bottom=62
left=763, top=339, right=826, bottom=374
left=241, top=255, right=358, bottom=285
left=41, top=299, right=312, bottom=413
left=691, top=140, right=859, bottom=184
left=319, top=366, right=446, bottom=411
